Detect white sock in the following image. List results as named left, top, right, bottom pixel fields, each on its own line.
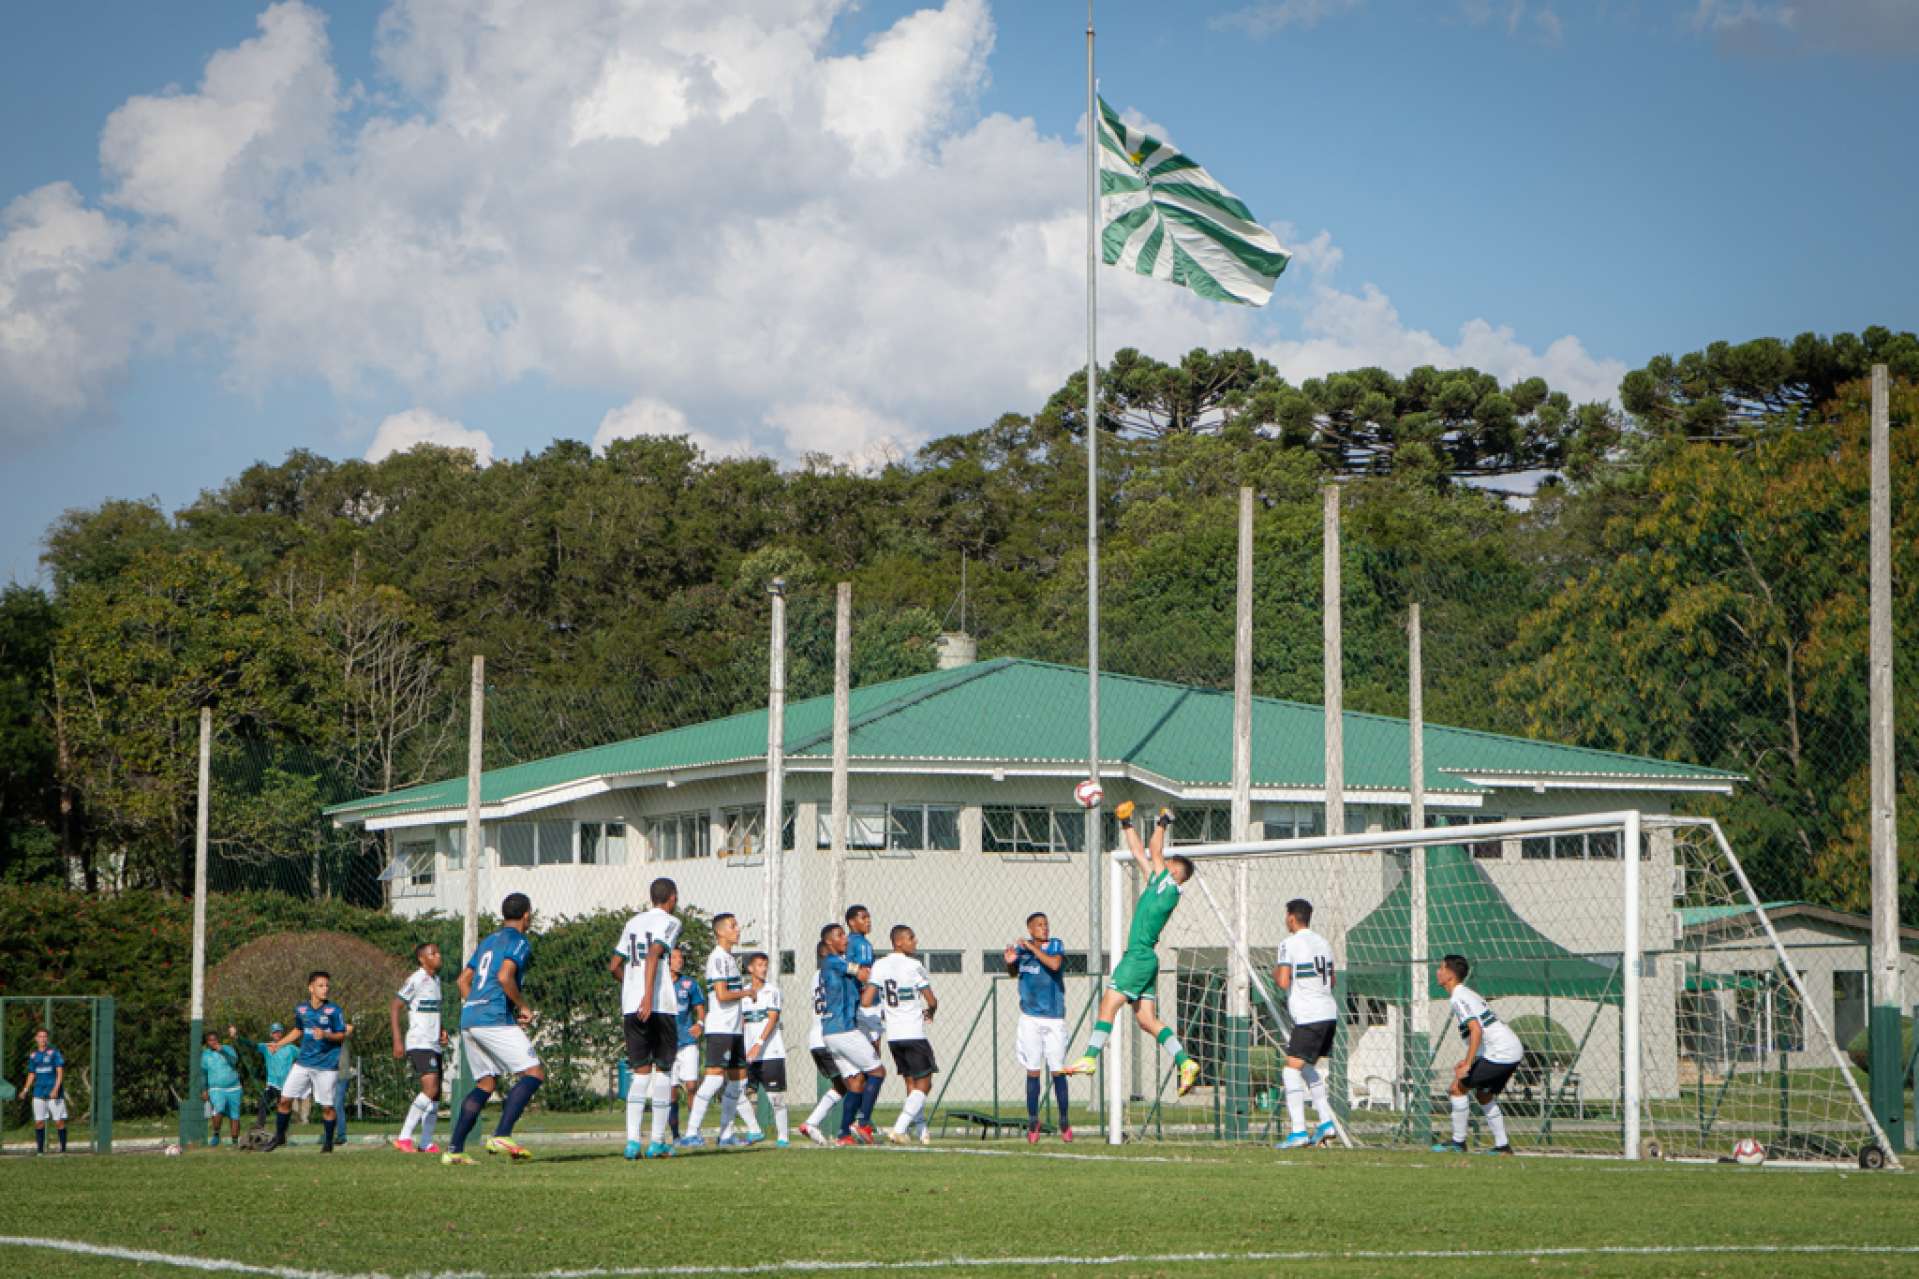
left=739, top=1083, right=764, bottom=1136
left=893, top=1090, right=926, bottom=1135
left=399, top=1093, right=428, bottom=1142
left=649, top=1071, right=674, bottom=1144
left=1282, top=1065, right=1306, bottom=1133
left=1482, top=1101, right=1508, bottom=1148
left=1301, top=1064, right=1333, bottom=1124
left=718, top=1080, right=741, bottom=1139
left=626, top=1077, right=648, bottom=1144
left=419, top=1096, right=438, bottom=1147
left=1451, top=1094, right=1469, bottom=1144
left=771, top=1094, right=789, bottom=1141
left=804, top=1089, right=842, bottom=1129
left=687, top=1074, right=724, bottom=1136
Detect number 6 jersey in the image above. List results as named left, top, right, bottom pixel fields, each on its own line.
left=868, top=952, right=932, bottom=1043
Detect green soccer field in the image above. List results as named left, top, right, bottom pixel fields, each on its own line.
left=2, top=1137, right=1918, bottom=1279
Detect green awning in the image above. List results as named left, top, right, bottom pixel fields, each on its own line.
left=1344, top=844, right=1623, bottom=1003
left=1684, top=971, right=1766, bottom=993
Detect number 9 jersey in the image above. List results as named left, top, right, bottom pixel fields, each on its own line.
left=462, top=926, right=532, bottom=1029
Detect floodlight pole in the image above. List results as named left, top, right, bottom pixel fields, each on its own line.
left=829, top=582, right=852, bottom=923
left=1407, top=602, right=1430, bottom=1137
left=1623, top=810, right=1642, bottom=1159
left=1323, top=487, right=1344, bottom=840
left=765, top=579, right=788, bottom=968
left=1868, top=363, right=1904, bottom=1149
left=182, top=705, right=211, bottom=1148
left=1227, top=487, right=1255, bottom=1140
left=460, top=655, right=484, bottom=1098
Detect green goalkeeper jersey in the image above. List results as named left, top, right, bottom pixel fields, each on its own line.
left=1126, top=868, right=1182, bottom=952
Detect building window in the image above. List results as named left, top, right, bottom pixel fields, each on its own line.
left=1263, top=804, right=1326, bottom=841
left=888, top=804, right=962, bottom=852
left=780, top=950, right=795, bottom=976
left=720, top=806, right=765, bottom=857
left=1464, top=813, right=1506, bottom=860
left=382, top=840, right=435, bottom=896
left=578, top=822, right=627, bottom=866
left=984, top=806, right=1088, bottom=855
left=1518, top=827, right=1625, bottom=861
left=649, top=812, right=712, bottom=862
left=498, top=823, right=538, bottom=868
left=922, top=950, right=964, bottom=974
left=1346, top=993, right=1391, bottom=1028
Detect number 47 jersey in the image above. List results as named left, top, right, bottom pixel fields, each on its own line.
left=868, top=953, right=932, bottom=1042
left=1277, top=928, right=1338, bottom=1025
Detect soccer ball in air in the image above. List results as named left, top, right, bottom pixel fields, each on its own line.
left=163, top=1143, right=183, bottom=1157
left=1073, top=779, right=1104, bottom=809
left=1732, top=1138, right=1766, bottom=1166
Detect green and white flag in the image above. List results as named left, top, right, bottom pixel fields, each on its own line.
left=1097, top=97, right=1290, bottom=307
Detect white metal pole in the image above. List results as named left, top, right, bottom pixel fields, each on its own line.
left=1622, top=809, right=1642, bottom=1159
left=1323, top=487, right=1344, bottom=840
left=1085, top=0, right=1104, bottom=997
left=765, top=581, right=788, bottom=964
left=1231, top=488, right=1254, bottom=1118
left=1107, top=853, right=1124, bottom=1145
left=830, top=582, right=852, bottom=922
left=1869, top=364, right=1900, bottom=1017
left=191, top=706, right=210, bottom=1023
left=462, top=656, right=484, bottom=962
left=1407, top=602, right=1427, bottom=1102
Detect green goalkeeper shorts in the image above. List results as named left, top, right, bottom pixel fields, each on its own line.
left=1109, top=948, right=1160, bottom=1003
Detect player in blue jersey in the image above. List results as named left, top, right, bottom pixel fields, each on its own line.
left=444, top=893, right=545, bottom=1166
left=817, top=922, right=880, bottom=1146
left=1005, top=912, right=1072, bottom=1143
left=200, top=1026, right=245, bottom=1147
left=666, top=945, right=705, bottom=1141
left=23, top=1028, right=67, bottom=1154
left=844, top=904, right=887, bottom=1136
left=264, top=972, right=353, bottom=1153
left=253, top=1023, right=296, bottom=1124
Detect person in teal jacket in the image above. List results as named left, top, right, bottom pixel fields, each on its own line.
left=255, top=1023, right=297, bottom=1125
left=201, top=1027, right=244, bottom=1146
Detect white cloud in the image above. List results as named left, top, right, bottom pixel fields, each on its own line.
left=1213, top=0, right=1365, bottom=37
left=0, top=0, right=1631, bottom=460
left=1690, top=0, right=1919, bottom=56
left=364, top=408, right=494, bottom=464
left=593, top=395, right=741, bottom=458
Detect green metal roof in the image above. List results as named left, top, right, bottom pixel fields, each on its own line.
left=1676, top=901, right=1805, bottom=928
left=327, top=657, right=1742, bottom=823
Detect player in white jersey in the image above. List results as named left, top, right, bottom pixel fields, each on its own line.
left=1273, top=898, right=1340, bottom=1150
left=797, top=941, right=846, bottom=1146
left=1433, top=954, right=1526, bottom=1155
left=390, top=941, right=448, bottom=1153
left=610, top=877, right=683, bottom=1160
left=740, top=951, right=790, bottom=1147
left=870, top=925, right=939, bottom=1145
left=680, top=913, right=763, bottom=1148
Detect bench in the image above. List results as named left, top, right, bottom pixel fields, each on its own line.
left=943, top=1110, right=1037, bottom=1140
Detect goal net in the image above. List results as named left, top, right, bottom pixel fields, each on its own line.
left=1098, top=812, right=1896, bottom=1166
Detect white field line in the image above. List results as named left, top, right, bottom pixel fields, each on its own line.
left=9, top=1236, right=1919, bottom=1279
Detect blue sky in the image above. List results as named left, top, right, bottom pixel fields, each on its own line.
left=2, top=0, right=1915, bottom=583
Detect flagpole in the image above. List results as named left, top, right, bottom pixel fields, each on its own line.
left=1086, top=0, right=1114, bottom=1146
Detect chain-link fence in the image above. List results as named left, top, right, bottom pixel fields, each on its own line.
left=0, top=368, right=1910, bottom=1152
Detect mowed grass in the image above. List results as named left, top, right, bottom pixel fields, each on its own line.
left=1, top=1136, right=1917, bottom=1279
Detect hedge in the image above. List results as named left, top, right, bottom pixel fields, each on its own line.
left=0, top=886, right=711, bottom=1118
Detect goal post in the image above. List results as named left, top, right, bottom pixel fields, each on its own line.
left=1099, top=812, right=1896, bottom=1167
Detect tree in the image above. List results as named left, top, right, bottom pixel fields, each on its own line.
left=1621, top=327, right=1919, bottom=445
left=0, top=585, right=61, bottom=884
left=1498, top=376, right=1919, bottom=913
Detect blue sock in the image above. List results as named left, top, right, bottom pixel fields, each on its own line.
left=1054, top=1075, right=1071, bottom=1129
left=668, top=1097, right=681, bottom=1139
left=840, top=1089, right=862, bottom=1136
left=495, top=1075, right=542, bottom=1137
left=860, top=1071, right=884, bottom=1124
left=35, top=1127, right=45, bottom=1153
left=1026, top=1076, right=1042, bottom=1123
left=450, top=1087, right=489, bottom=1153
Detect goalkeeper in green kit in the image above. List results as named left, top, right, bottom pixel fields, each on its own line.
left=1064, top=802, right=1200, bottom=1096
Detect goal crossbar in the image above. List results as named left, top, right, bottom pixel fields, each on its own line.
left=1105, top=810, right=1646, bottom=865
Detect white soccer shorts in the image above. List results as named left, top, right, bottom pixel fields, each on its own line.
left=824, top=1030, right=881, bottom=1077
left=672, top=1043, right=701, bottom=1085
left=280, top=1063, right=339, bottom=1103
left=462, top=1024, right=541, bottom=1080
left=1016, top=1015, right=1069, bottom=1073
left=32, top=1097, right=68, bottom=1123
